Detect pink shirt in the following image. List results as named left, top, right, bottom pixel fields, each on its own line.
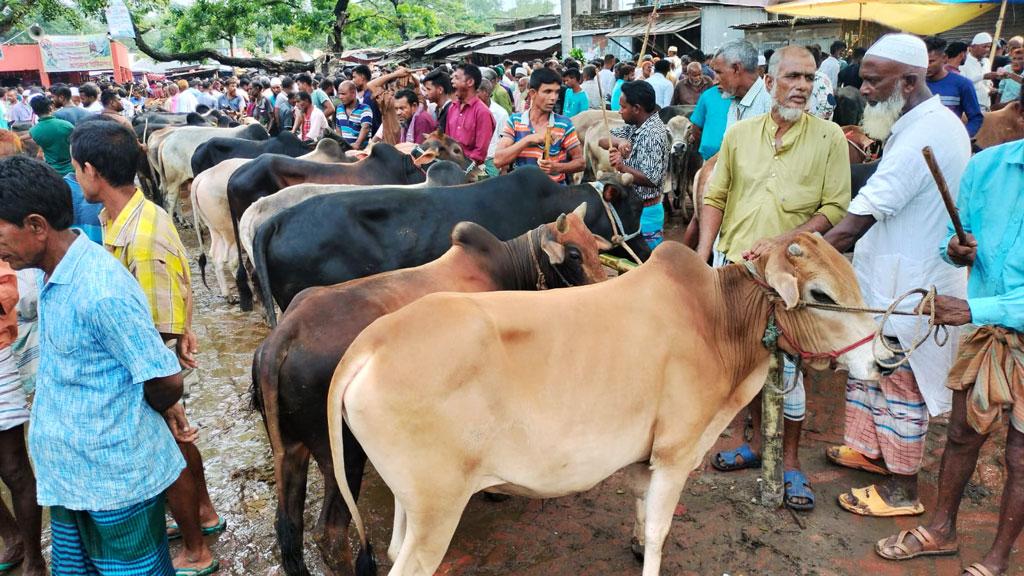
left=445, top=95, right=495, bottom=164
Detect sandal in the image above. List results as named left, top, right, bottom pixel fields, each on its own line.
left=839, top=485, right=925, bottom=517
left=826, top=445, right=890, bottom=475
left=175, top=559, right=220, bottom=576
left=963, top=562, right=1004, bottom=576
left=783, top=469, right=815, bottom=511
left=711, top=443, right=762, bottom=472
left=167, top=516, right=227, bottom=541
left=875, top=526, right=958, bottom=560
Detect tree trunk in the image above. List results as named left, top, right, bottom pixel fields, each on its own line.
left=332, top=0, right=348, bottom=54
left=387, top=0, right=410, bottom=42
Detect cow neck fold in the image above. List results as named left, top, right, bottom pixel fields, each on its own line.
left=498, top=228, right=549, bottom=291
left=714, top=262, right=775, bottom=389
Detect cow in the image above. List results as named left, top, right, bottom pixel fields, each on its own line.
left=327, top=233, right=889, bottom=576
left=976, top=100, right=1024, bottom=149
left=133, top=111, right=214, bottom=143
left=252, top=206, right=609, bottom=576
left=157, top=123, right=269, bottom=218
left=228, top=142, right=460, bottom=311
left=190, top=139, right=348, bottom=303
left=252, top=166, right=651, bottom=325
left=191, top=131, right=313, bottom=177
left=662, top=115, right=698, bottom=216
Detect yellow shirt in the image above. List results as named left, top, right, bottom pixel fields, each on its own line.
left=100, top=190, right=192, bottom=335
left=705, top=112, right=851, bottom=263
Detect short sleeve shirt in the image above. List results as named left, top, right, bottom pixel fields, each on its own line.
left=337, top=103, right=373, bottom=148
left=690, top=85, right=731, bottom=160
left=501, top=112, right=580, bottom=183
left=609, top=114, right=668, bottom=202
left=28, top=116, right=75, bottom=175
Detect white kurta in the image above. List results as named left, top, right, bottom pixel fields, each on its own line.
left=960, top=54, right=992, bottom=110
left=847, top=96, right=971, bottom=416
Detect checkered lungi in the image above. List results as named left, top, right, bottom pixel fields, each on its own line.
left=50, top=493, right=174, bottom=576
left=844, top=355, right=929, bottom=476
left=0, top=347, right=29, bottom=431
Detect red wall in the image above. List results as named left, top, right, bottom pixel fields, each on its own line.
left=0, top=40, right=133, bottom=87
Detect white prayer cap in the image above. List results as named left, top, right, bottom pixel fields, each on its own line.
left=668, top=45, right=678, bottom=53
left=972, top=32, right=993, bottom=46
left=270, top=77, right=282, bottom=87
left=865, top=33, right=928, bottom=68
left=758, top=54, right=767, bottom=67
left=515, top=67, right=527, bottom=77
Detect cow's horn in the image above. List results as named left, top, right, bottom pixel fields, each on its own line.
left=556, top=213, right=568, bottom=233
left=788, top=243, right=803, bottom=257
left=572, top=202, right=587, bottom=220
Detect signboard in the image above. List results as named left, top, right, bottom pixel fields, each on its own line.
left=106, top=0, right=136, bottom=39
left=38, top=35, right=113, bottom=72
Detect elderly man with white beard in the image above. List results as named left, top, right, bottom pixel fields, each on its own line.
left=822, top=34, right=969, bottom=518
left=699, top=45, right=851, bottom=512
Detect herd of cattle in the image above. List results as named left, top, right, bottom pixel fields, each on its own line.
left=133, top=106, right=903, bottom=576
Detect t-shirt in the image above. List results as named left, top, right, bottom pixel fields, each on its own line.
left=928, top=72, right=983, bottom=137
left=312, top=89, right=331, bottom=111
left=690, top=86, right=731, bottom=160
left=360, top=90, right=382, bottom=138
left=276, top=98, right=295, bottom=131
left=501, top=112, right=580, bottom=183
left=610, top=79, right=625, bottom=112
left=562, top=88, right=590, bottom=117
left=28, top=116, right=75, bottom=175
left=54, top=105, right=91, bottom=126
left=336, top=103, right=373, bottom=148
left=998, top=64, right=1022, bottom=104
left=64, top=173, right=103, bottom=244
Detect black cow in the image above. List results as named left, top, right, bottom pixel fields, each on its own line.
left=253, top=165, right=650, bottom=325
left=191, top=131, right=311, bottom=176
left=227, top=143, right=437, bottom=310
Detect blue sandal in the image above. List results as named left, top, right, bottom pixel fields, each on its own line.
left=711, top=443, right=762, bottom=471
left=167, top=516, right=227, bottom=541
left=784, top=469, right=815, bottom=511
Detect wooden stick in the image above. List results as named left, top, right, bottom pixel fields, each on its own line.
left=543, top=128, right=552, bottom=160
left=760, top=349, right=784, bottom=509
left=636, top=2, right=659, bottom=67
left=595, top=70, right=614, bottom=148
left=988, top=0, right=1009, bottom=72
left=922, top=146, right=967, bottom=244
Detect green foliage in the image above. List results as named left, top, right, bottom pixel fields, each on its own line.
left=570, top=47, right=584, bottom=61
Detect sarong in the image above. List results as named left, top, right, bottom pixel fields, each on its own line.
left=50, top=493, right=174, bottom=576
left=0, top=347, right=28, bottom=431
left=946, top=325, right=1024, bottom=435
left=845, top=354, right=929, bottom=475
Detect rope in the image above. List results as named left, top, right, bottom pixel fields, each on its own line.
left=590, top=182, right=644, bottom=265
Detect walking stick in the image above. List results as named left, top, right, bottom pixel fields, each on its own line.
left=922, top=146, right=967, bottom=244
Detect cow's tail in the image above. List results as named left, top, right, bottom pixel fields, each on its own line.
left=190, top=178, right=210, bottom=289
left=327, top=353, right=377, bottom=576
left=251, top=220, right=278, bottom=327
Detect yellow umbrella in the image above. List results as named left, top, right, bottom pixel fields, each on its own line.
left=765, top=0, right=995, bottom=35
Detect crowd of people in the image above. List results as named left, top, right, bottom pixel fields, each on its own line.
left=0, top=26, right=1021, bottom=576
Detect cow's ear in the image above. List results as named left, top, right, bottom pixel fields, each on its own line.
left=602, top=183, right=620, bottom=203
left=765, top=244, right=800, bottom=310
left=540, top=227, right=565, bottom=265
left=413, top=150, right=437, bottom=166
left=593, top=234, right=614, bottom=251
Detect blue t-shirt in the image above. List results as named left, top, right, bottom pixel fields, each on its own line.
left=610, top=79, right=625, bottom=112
left=63, top=173, right=103, bottom=244
left=562, top=88, right=590, bottom=117
left=690, top=85, right=731, bottom=160
left=336, top=103, right=373, bottom=149
left=927, top=72, right=983, bottom=137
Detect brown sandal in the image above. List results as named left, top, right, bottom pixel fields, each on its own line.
left=875, top=526, right=959, bottom=561
left=963, top=563, right=1004, bottom=576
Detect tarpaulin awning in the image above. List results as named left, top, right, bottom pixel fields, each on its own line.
left=607, top=15, right=701, bottom=37
left=765, top=0, right=995, bottom=34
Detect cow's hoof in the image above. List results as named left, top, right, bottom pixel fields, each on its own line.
left=482, top=491, right=510, bottom=503
left=630, top=536, right=644, bottom=562
left=226, top=294, right=240, bottom=305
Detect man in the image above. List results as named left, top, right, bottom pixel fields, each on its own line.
left=296, top=74, right=336, bottom=121
left=268, top=77, right=282, bottom=107
left=478, top=79, right=509, bottom=178
left=820, top=40, right=846, bottom=89
left=27, top=97, right=74, bottom=177
left=689, top=83, right=731, bottom=161
left=100, top=90, right=132, bottom=129
left=293, top=92, right=329, bottom=143
left=50, top=84, right=90, bottom=126
left=597, top=81, right=669, bottom=248
left=0, top=155, right=183, bottom=575
left=71, top=120, right=222, bottom=575
left=672, top=61, right=714, bottom=106
left=335, top=80, right=372, bottom=150
left=962, top=32, right=1001, bottom=111
left=495, top=68, right=583, bottom=183
left=79, top=82, right=102, bottom=113
left=821, top=33, right=970, bottom=519
left=447, top=63, right=495, bottom=169
left=394, top=88, right=436, bottom=145
left=5, top=92, right=34, bottom=126
left=275, top=77, right=298, bottom=133
left=599, top=54, right=617, bottom=97
left=711, top=40, right=771, bottom=129
left=173, top=80, right=197, bottom=115
left=699, top=47, right=850, bottom=512
left=561, top=68, right=590, bottom=117
left=580, top=65, right=602, bottom=110
left=217, top=78, right=244, bottom=113
left=481, top=68, right=514, bottom=115
left=64, top=170, right=103, bottom=245
left=352, top=65, right=410, bottom=139
left=666, top=46, right=683, bottom=80
left=874, top=89, right=1024, bottom=576
left=646, top=59, right=674, bottom=109
left=925, top=36, right=984, bottom=139
left=0, top=258, right=44, bottom=576
left=995, top=46, right=1023, bottom=108
left=423, top=68, right=455, bottom=135
left=838, top=47, right=867, bottom=89
left=946, top=41, right=968, bottom=73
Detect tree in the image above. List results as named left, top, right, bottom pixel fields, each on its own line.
left=0, top=0, right=81, bottom=38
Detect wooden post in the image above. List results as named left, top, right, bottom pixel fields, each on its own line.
left=760, top=349, right=784, bottom=508
left=988, top=0, right=1009, bottom=71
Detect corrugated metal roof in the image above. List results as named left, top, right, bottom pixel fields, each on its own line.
left=474, top=38, right=561, bottom=56
left=425, top=34, right=474, bottom=55
left=608, top=14, right=701, bottom=37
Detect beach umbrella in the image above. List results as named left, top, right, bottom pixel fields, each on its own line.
left=765, top=0, right=995, bottom=35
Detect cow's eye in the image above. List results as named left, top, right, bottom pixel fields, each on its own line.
left=810, top=289, right=836, bottom=305
left=567, top=247, right=582, bottom=261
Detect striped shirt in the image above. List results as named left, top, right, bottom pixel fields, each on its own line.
left=501, top=111, right=580, bottom=183
left=337, top=103, right=373, bottom=149
left=610, top=113, right=668, bottom=203
left=31, top=233, right=184, bottom=510
left=100, top=190, right=191, bottom=335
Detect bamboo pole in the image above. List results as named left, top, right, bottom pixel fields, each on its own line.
left=636, top=1, right=660, bottom=67
left=988, top=0, right=1009, bottom=72
left=760, top=349, right=785, bottom=508
left=595, top=68, right=614, bottom=146
left=922, top=147, right=967, bottom=244
left=600, top=253, right=638, bottom=273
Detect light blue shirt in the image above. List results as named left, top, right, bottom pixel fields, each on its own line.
left=941, top=138, right=1024, bottom=332
left=31, top=234, right=184, bottom=511
left=562, top=88, right=589, bottom=117
left=645, top=72, right=674, bottom=109
left=690, top=85, right=731, bottom=160
left=64, top=173, right=103, bottom=244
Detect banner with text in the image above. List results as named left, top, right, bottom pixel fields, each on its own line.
left=39, top=35, right=113, bottom=72
left=106, top=0, right=136, bottom=39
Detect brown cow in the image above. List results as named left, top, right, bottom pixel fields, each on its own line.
left=252, top=206, right=610, bottom=576
left=328, top=233, right=889, bottom=576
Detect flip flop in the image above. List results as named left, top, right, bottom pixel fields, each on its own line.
left=175, top=559, right=220, bottom=576
left=875, top=526, right=958, bottom=561
left=167, top=516, right=228, bottom=541
left=963, top=562, right=1004, bottom=576
left=826, top=445, right=890, bottom=475
left=711, top=443, right=762, bottom=472
left=783, top=469, right=815, bottom=511
left=839, top=485, right=925, bottom=517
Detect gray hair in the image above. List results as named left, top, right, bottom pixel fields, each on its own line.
left=767, top=45, right=814, bottom=78
left=714, top=40, right=759, bottom=74
left=478, top=78, right=494, bottom=96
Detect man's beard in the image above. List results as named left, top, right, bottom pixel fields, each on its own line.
left=770, top=83, right=806, bottom=123
left=862, top=90, right=906, bottom=141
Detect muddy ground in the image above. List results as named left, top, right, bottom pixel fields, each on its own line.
left=10, top=213, right=1022, bottom=575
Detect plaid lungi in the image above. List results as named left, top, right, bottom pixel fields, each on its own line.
left=946, top=325, right=1024, bottom=435
left=50, top=493, right=174, bottom=576
left=845, top=358, right=929, bottom=476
